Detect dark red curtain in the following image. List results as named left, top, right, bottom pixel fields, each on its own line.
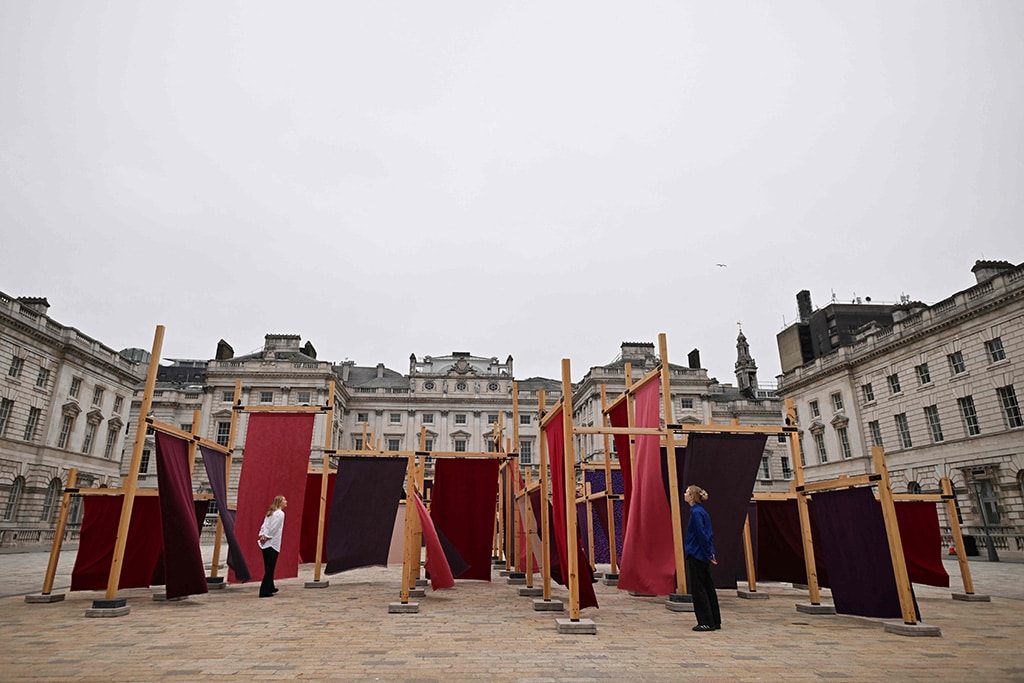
left=413, top=491, right=456, bottom=590
left=430, top=458, right=499, bottom=580
left=325, top=457, right=406, bottom=573
left=154, top=432, right=208, bottom=599
left=607, top=400, right=633, bottom=537
left=71, top=495, right=163, bottom=591
left=230, top=413, right=315, bottom=583
left=528, top=487, right=562, bottom=582
left=200, top=445, right=250, bottom=581
left=895, top=501, right=949, bottom=587
left=300, top=472, right=337, bottom=564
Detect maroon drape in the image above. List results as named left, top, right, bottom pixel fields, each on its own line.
left=71, top=495, right=163, bottom=591
left=325, top=457, right=406, bottom=573
left=300, top=472, right=337, bottom=563
left=895, top=501, right=949, bottom=587
left=529, top=487, right=562, bottom=582
left=200, top=445, right=250, bottom=581
left=414, top=491, right=456, bottom=590
left=545, top=406, right=598, bottom=609
left=430, top=458, right=500, bottom=580
left=154, top=432, right=208, bottom=599
left=618, top=380, right=674, bottom=594
left=607, top=400, right=633, bottom=537
left=230, top=413, right=315, bottom=583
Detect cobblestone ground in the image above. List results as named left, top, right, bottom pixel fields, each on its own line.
left=1, top=546, right=1022, bottom=682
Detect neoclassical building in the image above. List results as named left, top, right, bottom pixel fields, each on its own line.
left=0, top=293, right=146, bottom=546
left=776, top=259, right=1024, bottom=559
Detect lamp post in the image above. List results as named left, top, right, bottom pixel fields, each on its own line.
left=971, top=480, right=1000, bottom=563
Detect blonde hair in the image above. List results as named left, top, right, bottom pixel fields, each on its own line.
left=686, top=485, right=708, bottom=503
left=265, top=494, right=286, bottom=517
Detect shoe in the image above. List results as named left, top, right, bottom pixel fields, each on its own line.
left=272, top=588, right=279, bottom=594
left=259, top=593, right=274, bottom=598
left=714, top=624, right=721, bottom=630
left=692, top=624, right=714, bottom=632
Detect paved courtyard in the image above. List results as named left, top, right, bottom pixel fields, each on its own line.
left=1, top=545, right=1022, bottom=682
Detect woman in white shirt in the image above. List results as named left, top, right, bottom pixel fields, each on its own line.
left=258, top=495, right=287, bottom=598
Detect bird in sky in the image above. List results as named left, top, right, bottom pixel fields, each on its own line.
left=715, top=263, right=727, bottom=267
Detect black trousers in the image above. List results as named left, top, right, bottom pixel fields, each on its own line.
left=260, top=547, right=279, bottom=597
left=687, top=556, right=721, bottom=627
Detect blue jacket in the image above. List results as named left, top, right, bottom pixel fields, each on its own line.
left=684, top=503, right=715, bottom=563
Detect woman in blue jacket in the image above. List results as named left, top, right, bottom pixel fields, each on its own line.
left=684, top=485, right=720, bottom=632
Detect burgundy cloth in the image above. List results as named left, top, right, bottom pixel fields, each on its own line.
left=675, top=433, right=767, bottom=589
left=895, top=501, right=949, bottom=587
left=618, top=380, right=674, bottom=594
left=230, top=413, right=315, bottom=583
left=529, top=487, right=562, bottom=582
left=152, top=500, right=209, bottom=587
left=300, top=472, right=337, bottom=564
left=71, top=495, right=163, bottom=591
left=754, top=499, right=831, bottom=586
left=430, top=458, right=500, bottom=580
left=200, top=445, right=251, bottom=581
left=154, top=432, right=209, bottom=599
left=325, top=457, right=406, bottom=573
left=413, top=491, right=456, bottom=590
left=811, top=487, right=917, bottom=619
left=545, top=406, right=598, bottom=609
left=607, top=400, right=633, bottom=538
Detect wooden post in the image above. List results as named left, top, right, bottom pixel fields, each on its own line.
left=399, top=453, right=417, bottom=603
left=209, top=381, right=242, bottom=580
left=561, top=359, right=581, bottom=620
left=599, top=385, right=619, bottom=574
left=40, top=468, right=78, bottom=595
left=105, top=325, right=165, bottom=602
left=311, top=381, right=335, bottom=583
left=659, top=334, right=687, bottom=596
left=942, top=477, right=975, bottom=594
left=787, top=398, right=822, bottom=605
left=872, top=446, right=918, bottom=624
left=623, top=362, right=638, bottom=486
left=742, top=516, right=757, bottom=592
left=539, top=390, right=553, bottom=601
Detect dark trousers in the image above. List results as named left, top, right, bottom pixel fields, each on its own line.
left=260, top=547, right=279, bottom=597
left=687, top=556, right=721, bottom=627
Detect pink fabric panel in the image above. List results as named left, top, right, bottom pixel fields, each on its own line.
left=607, top=400, right=633, bottom=536
left=414, top=492, right=455, bottom=590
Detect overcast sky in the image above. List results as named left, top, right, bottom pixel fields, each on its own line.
left=3, top=2, right=1022, bottom=384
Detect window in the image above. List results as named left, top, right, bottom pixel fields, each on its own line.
left=809, top=400, right=820, bottom=418
left=759, top=456, right=771, bottom=480
left=389, top=413, right=401, bottom=424
left=831, top=392, right=844, bottom=411
left=907, top=482, right=922, bottom=495
left=868, top=420, right=883, bottom=447
left=297, top=391, right=311, bottom=404
left=454, top=439, right=466, bottom=452
left=424, top=438, right=433, bottom=452
left=680, top=398, right=694, bottom=410
left=8, top=356, right=23, bottom=378
left=92, top=386, right=104, bottom=406
left=104, top=426, right=119, bottom=459
left=41, top=478, right=62, bottom=523
left=488, top=381, right=499, bottom=391
left=387, top=438, right=400, bottom=451
left=894, top=413, right=912, bottom=448
left=777, top=434, right=787, bottom=443
left=36, top=367, right=50, bottom=388
left=455, top=414, right=467, bottom=425
left=837, top=427, right=852, bottom=459
left=113, top=395, right=124, bottom=414
left=260, top=391, right=273, bottom=404
left=216, top=421, right=231, bottom=446
left=780, top=456, right=793, bottom=480
left=4, top=476, right=25, bottom=520
left=423, top=381, right=435, bottom=391
left=520, top=414, right=530, bottom=425
left=916, top=363, right=931, bottom=385
left=862, top=383, right=875, bottom=403
left=997, top=385, right=1022, bottom=429
left=24, top=407, right=41, bottom=441
left=180, top=423, right=193, bottom=432
left=958, top=396, right=981, bottom=436
left=456, top=382, right=467, bottom=392
left=948, top=351, right=966, bottom=375
left=357, top=412, right=369, bottom=423
left=139, top=449, right=151, bottom=474
left=486, top=440, right=495, bottom=453
left=70, top=377, right=81, bottom=398
left=422, top=413, right=434, bottom=424
left=81, top=423, right=97, bottom=454
left=0, top=398, right=12, bottom=436
left=488, top=413, right=499, bottom=425
left=58, top=415, right=75, bottom=449
left=986, top=338, right=1006, bottom=363
left=519, top=440, right=533, bottom=465
left=354, top=437, right=363, bottom=450
left=924, top=405, right=944, bottom=442
left=887, top=374, right=902, bottom=394
left=814, top=433, right=827, bottom=463
left=974, top=479, right=1000, bottom=525
left=222, top=391, right=234, bottom=402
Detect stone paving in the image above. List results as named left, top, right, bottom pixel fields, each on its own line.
left=1, top=545, right=1022, bottom=682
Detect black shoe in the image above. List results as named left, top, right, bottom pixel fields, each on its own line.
left=714, top=624, right=721, bottom=630
left=259, top=593, right=274, bottom=598
left=692, top=624, right=714, bottom=632
left=272, top=588, right=279, bottom=594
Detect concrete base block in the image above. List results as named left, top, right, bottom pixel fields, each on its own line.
left=665, top=595, right=694, bottom=613
left=388, top=601, right=420, bottom=614
left=416, top=579, right=428, bottom=587
left=952, top=592, right=991, bottom=602
left=507, top=575, right=527, bottom=586
left=796, top=602, right=836, bottom=615
left=628, top=592, right=658, bottom=598
left=883, top=621, right=942, bottom=637
left=408, top=588, right=426, bottom=598
left=533, top=598, right=565, bottom=612
left=152, top=593, right=187, bottom=602
left=556, top=618, right=597, bottom=634
left=304, top=580, right=330, bottom=589
left=737, top=589, right=770, bottom=600
left=518, top=587, right=543, bottom=597
left=497, top=570, right=511, bottom=577
left=206, top=578, right=227, bottom=590
left=85, top=605, right=131, bottom=618
left=25, top=593, right=65, bottom=603
left=601, top=573, right=619, bottom=587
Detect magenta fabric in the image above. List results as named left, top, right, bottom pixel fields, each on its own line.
left=325, top=457, right=406, bottom=573
left=413, top=491, right=456, bottom=590
left=607, top=400, right=633, bottom=539
left=618, top=380, right=675, bottom=594
left=430, top=458, right=500, bottom=580
left=300, top=472, right=337, bottom=564
left=154, top=432, right=208, bottom=599
left=71, top=495, right=164, bottom=591
left=545, top=406, right=598, bottom=609
left=230, top=413, right=315, bottom=583
left=200, top=445, right=251, bottom=581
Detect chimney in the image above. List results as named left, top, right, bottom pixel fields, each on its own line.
left=215, top=340, right=234, bottom=360
left=687, top=349, right=701, bottom=369
left=341, top=361, right=352, bottom=382
left=302, top=341, right=317, bottom=359
left=376, top=363, right=385, bottom=378
left=797, top=290, right=813, bottom=322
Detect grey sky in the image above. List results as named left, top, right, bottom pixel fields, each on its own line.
left=3, top=1, right=1022, bottom=383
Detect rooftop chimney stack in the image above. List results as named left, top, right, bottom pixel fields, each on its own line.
left=797, top=290, right=813, bottom=322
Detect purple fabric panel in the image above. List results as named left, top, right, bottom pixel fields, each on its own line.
left=529, top=487, right=562, bottom=583
left=325, top=456, right=407, bottom=574
left=151, top=500, right=210, bottom=587
left=200, top=445, right=251, bottom=582
left=811, top=487, right=913, bottom=619
left=155, top=432, right=208, bottom=599
left=584, top=470, right=624, bottom=564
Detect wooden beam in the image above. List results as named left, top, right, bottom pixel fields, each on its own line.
left=311, top=380, right=335, bottom=583
left=561, top=359, right=581, bottom=620
left=787, top=398, right=823, bottom=605
left=942, top=477, right=976, bottom=595
left=659, top=334, right=687, bottom=597
left=871, top=446, right=917, bottom=624
left=538, top=390, right=553, bottom=601
left=40, top=468, right=78, bottom=595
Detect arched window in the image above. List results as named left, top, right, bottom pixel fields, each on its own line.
left=41, top=478, right=63, bottom=522
left=4, top=476, right=25, bottom=521
left=907, top=481, right=922, bottom=494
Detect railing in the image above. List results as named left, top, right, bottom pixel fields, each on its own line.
left=0, top=525, right=82, bottom=547
left=940, top=525, right=1024, bottom=553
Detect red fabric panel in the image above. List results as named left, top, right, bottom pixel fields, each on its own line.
left=414, top=492, right=455, bottom=590
left=895, top=501, right=950, bottom=587
left=607, top=401, right=633, bottom=536
left=618, top=380, right=676, bottom=594
left=430, top=458, right=500, bottom=581
left=230, top=413, right=315, bottom=583
left=71, top=495, right=163, bottom=591
left=154, top=432, right=209, bottom=599
left=545, top=407, right=599, bottom=609
left=300, top=472, right=336, bottom=564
